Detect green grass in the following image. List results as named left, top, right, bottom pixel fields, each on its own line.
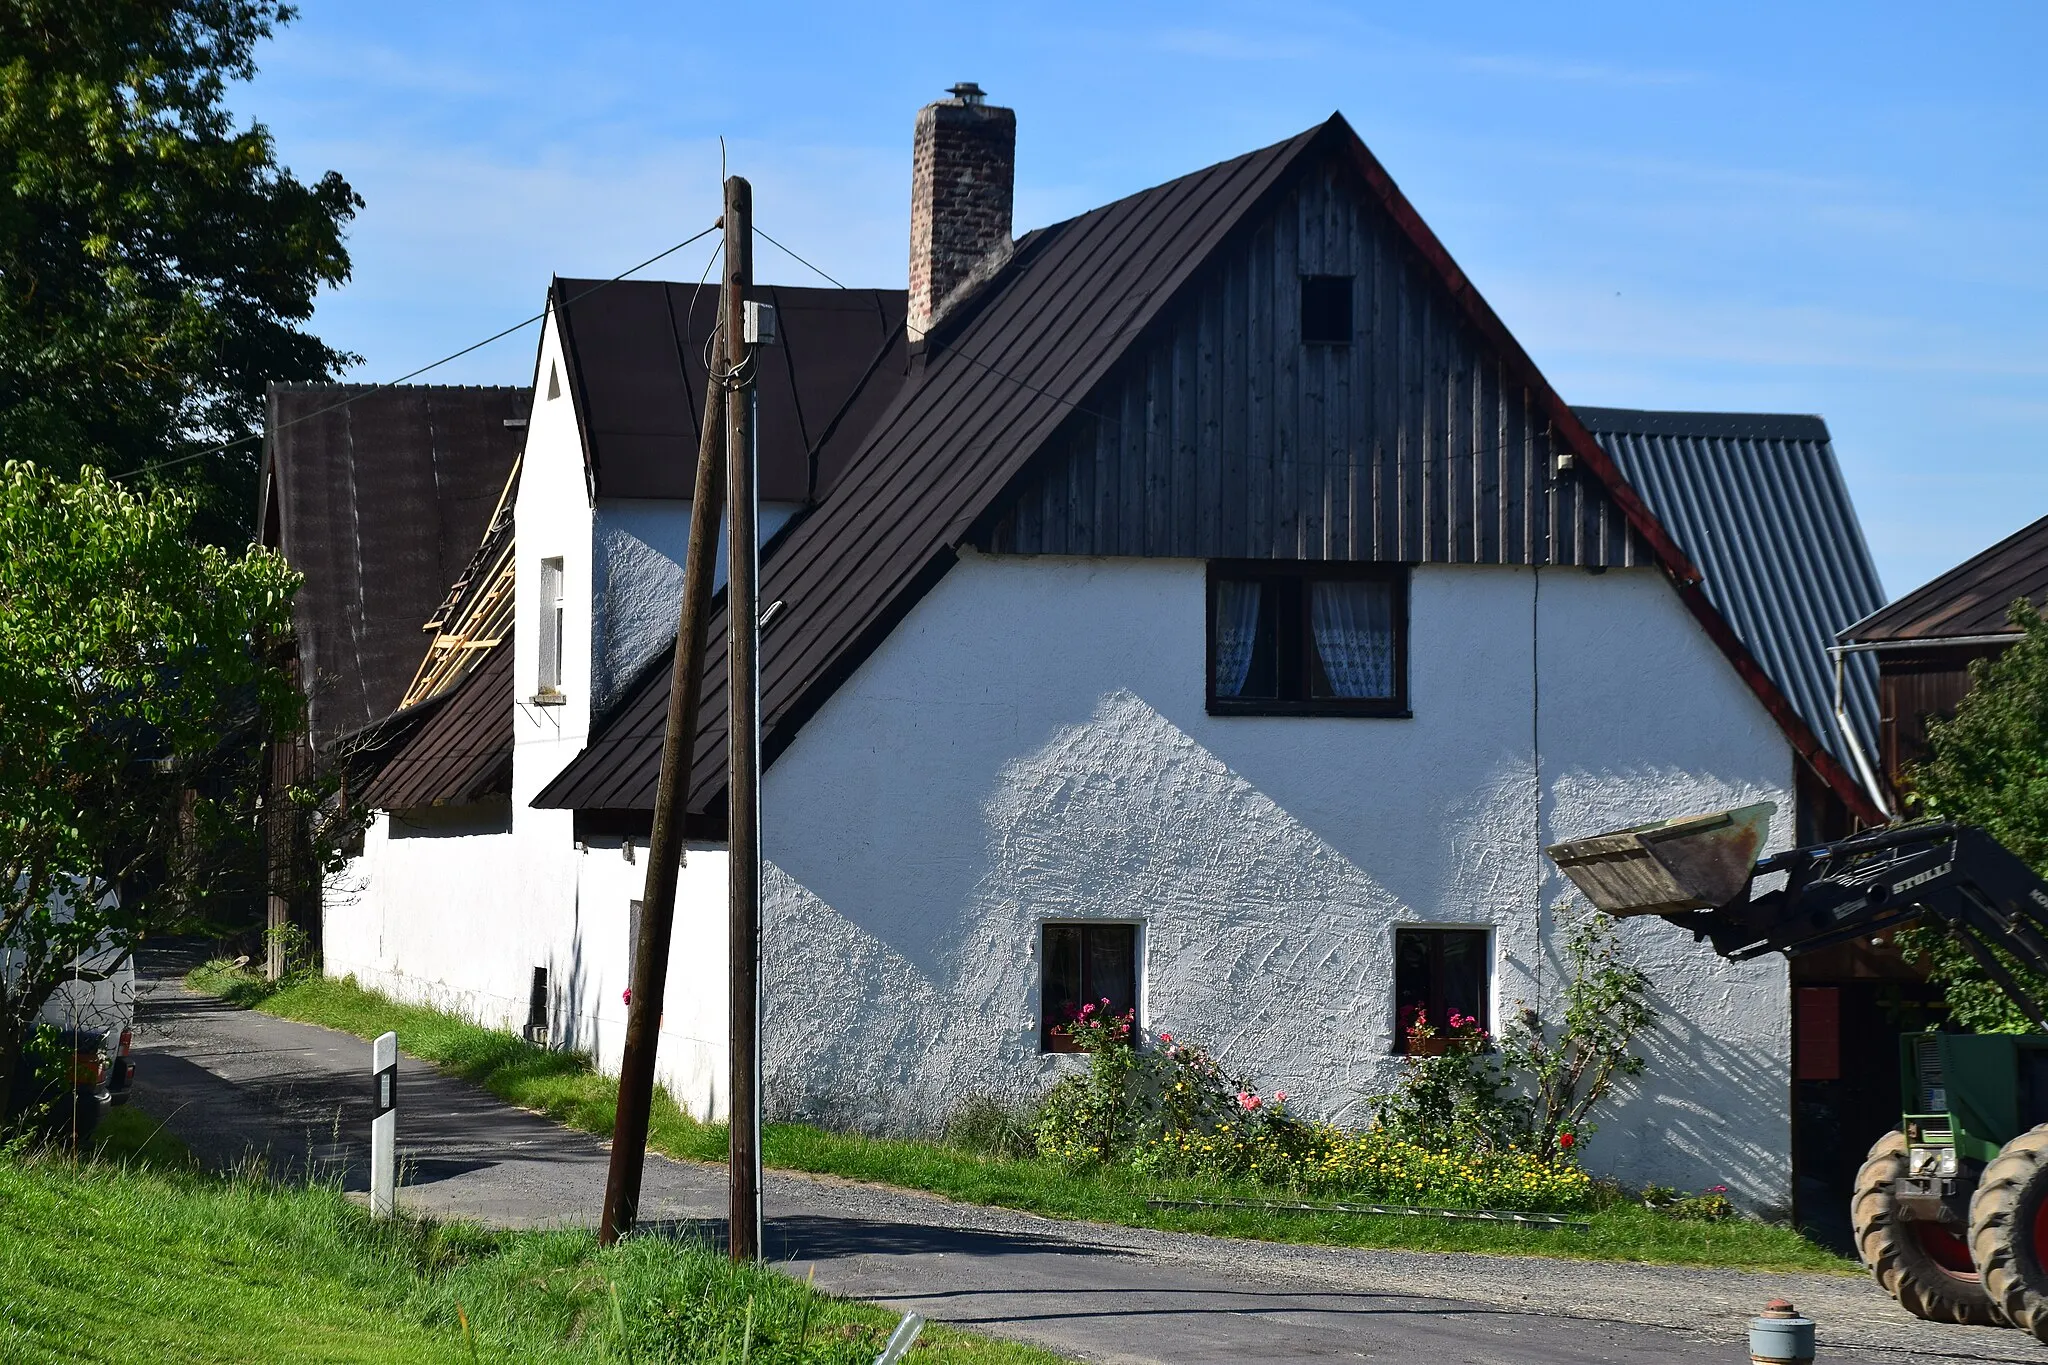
left=187, top=964, right=1855, bottom=1273
left=0, top=1113, right=1062, bottom=1364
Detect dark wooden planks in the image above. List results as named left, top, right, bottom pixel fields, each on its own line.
left=981, top=154, right=1644, bottom=570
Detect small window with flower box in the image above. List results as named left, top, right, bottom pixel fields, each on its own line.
left=1041, top=922, right=1138, bottom=1053
left=1395, top=926, right=1490, bottom=1054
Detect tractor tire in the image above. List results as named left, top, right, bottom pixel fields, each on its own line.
left=1854, top=1130, right=2006, bottom=1326
left=1971, top=1124, right=2048, bottom=1341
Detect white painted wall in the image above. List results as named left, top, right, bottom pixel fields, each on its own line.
left=327, top=805, right=731, bottom=1115
left=324, top=340, right=1800, bottom=1208
left=751, top=553, right=1796, bottom=1209
left=326, top=304, right=762, bottom=1113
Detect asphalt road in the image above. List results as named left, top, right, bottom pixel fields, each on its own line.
left=131, top=963, right=2048, bottom=1364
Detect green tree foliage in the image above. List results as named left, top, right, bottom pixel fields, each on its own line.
left=0, top=2, right=360, bottom=542
left=0, top=461, right=301, bottom=1118
left=1897, top=601, right=2048, bottom=1033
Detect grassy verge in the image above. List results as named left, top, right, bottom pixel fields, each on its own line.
left=187, top=964, right=1854, bottom=1273
left=1, top=1105, right=1060, bottom=1364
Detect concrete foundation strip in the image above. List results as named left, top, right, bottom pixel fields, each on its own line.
left=1144, top=1197, right=1590, bottom=1230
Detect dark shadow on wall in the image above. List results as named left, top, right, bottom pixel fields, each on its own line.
left=386, top=798, right=514, bottom=838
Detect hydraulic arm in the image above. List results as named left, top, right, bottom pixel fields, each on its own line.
left=1658, top=823, right=2048, bottom=1030
left=1549, top=807, right=2048, bottom=1339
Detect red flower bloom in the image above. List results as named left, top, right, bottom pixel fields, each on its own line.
left=1557, top=1132, right=1576, bottom=1149
left=1158, top=1032, right=1172, bottom=1044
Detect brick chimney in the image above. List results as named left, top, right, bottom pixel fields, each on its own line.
left=908, top=82, right=1015, bottom=337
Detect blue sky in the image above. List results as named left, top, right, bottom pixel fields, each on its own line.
left=246, top=2, right=2047, bottom=596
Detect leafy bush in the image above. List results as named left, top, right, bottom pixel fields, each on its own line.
left=1372, top=915, right=1653, bottom=1162
left=1032, top=1002, right=1592, bottom=1212
left=1898, top=600, right=2048, bottom=1032
left=1642, top=1183, right=1736, bottom=1222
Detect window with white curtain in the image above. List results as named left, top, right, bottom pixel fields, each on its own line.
left=1206, top=562, right=1407, bottom=715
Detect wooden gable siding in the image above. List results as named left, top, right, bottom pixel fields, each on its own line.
left=979, top=157, right=1647, bottom=568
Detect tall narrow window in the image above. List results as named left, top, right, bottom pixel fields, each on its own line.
left=1208, top=563, right=1407, bottom=716
left=1394, top=927, right=1490, bottom=1051
left=537, top=557, right=565, bottom=695
left=1041, top=923, right=1138, bottom=1053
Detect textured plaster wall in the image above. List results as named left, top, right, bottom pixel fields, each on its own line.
left=753, top=552, right=1795, bottom=1208
left=591, top=499, right=799, bottom=713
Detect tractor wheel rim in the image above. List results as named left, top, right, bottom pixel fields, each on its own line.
left=2033, top=1193, right=2048, bottom=1277
left=1914, top=1221, right=1979, bottom=1281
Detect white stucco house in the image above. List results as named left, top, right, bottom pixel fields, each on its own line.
left=300, top=95, right=1893, bottom=1217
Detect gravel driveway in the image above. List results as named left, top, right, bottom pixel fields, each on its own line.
left=131, top=963, right=2048, bottom=1364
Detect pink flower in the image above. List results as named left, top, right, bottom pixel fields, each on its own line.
left=622, top=988, right=632, bottom=1006
left=1158, top=1032, right=1173, bottom=1044
left=1079, top=1002, right=1094, bottom=1016
left=1275, top=1091, right=1286, bottom=1103
left=1237, top=1092, right=1262, bottom=1110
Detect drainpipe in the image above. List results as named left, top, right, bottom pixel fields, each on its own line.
left=1825, top=645, right=1895, bottom=822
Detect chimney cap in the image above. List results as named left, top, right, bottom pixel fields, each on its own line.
left=946, top=82, right=987, bottom=105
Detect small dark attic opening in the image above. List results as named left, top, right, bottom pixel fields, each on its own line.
left=1301, top=274, right=1354, bottom=345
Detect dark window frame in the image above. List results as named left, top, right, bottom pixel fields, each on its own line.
left=1205, top=560, right=1411, bottom=717
left=1392, top=926, right=1492, bottom=1054
left=1300, top=274, right=1355, bottom=345
left=1040, top=921, right=1141, bottom=1054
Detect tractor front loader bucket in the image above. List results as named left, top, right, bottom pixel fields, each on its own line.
left=1545, top=802, right=1775, bottom=917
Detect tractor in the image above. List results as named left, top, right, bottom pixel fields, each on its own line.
left=1548, top=807, right=2048, bottom=1338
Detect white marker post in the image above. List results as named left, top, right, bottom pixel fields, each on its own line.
left=371, top=1031, right=398, bottom=1219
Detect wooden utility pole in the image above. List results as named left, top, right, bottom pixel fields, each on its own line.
left=597, top=220, right=730, bottom=1248
left=723, top=174, right=764, bottom=1265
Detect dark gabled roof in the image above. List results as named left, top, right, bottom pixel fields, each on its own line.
left=259, top=384, right=529, bottom=749
left=552, top=279, right=907, bottom=501
left=361, top=635, right=513, bottom=810
left=1843, top=513, right=2048, bottom=645
left=1576, top=406, right=1886, bottom=784
left=537, top=116, right=1883, bottom=825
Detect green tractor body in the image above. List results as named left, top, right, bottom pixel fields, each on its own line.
left=1903, top=1032, right=2048, bottom=1169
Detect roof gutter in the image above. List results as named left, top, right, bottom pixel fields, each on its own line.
left=1832, top=632, right=2022, bottom=654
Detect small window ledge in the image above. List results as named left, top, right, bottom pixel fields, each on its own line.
left=530, top=691, right=567, bottom=708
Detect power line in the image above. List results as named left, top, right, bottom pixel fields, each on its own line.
left=754, top=226, right=845, bottom=289
left=119, top=221, right=724, bottom=481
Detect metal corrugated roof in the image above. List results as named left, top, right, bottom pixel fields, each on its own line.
left=258, top=383, right=529, bottom=749
left=1842, top=512, right=2048, bottom=644
left=361, top=635, right=513, bottom=810
left=534, top=123, right=1324, bottom=815
left=1575, top=406, right=1886, bottom=780
left=553, top=280, right=907, bottom=502
left=533, top=121, right=1882, bottom=824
